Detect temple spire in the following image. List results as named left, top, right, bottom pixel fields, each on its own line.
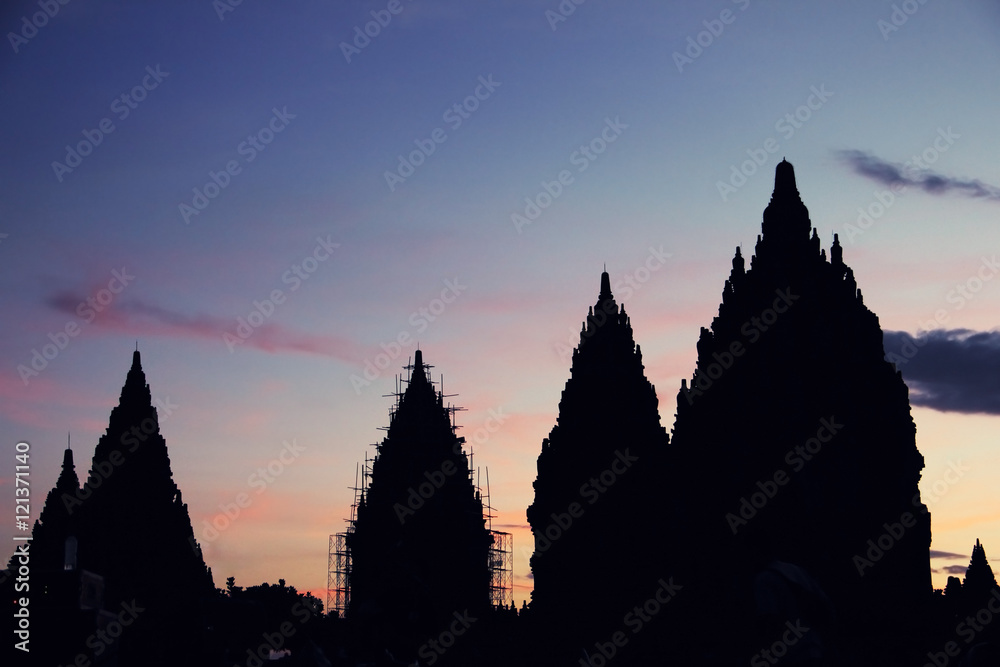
left=761, top=159, right=811, bottom=246
left=410, top=349, right=428, bottom=386
left=774, top=158, right=798, bottom=196
left=831, top=233, right=844, bottom=267
left=599, top=268, right=613, bottom=301
left=964, top=538, right=997, bottom=596
left=731, top=246, right=745, bottom=276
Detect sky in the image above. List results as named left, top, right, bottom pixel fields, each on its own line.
left=2, top=0, right=1000, bottom=609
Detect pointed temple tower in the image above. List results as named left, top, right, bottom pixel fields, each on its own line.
left=32, top=445, right=81, bottom=573
left=5, top=350, right=214, bottom=666
left=526, top=270, right=670, bottom=662
left=963, top=539, right=998, bottom=602
left=666, top=160, right=932, bottom=662
left=4, top=445, right=93, bottom=667
left=346, top=350, right=492, bottom=663
left=80, top=350, right=213, bottom=664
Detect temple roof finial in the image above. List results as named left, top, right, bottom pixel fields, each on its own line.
left=761, top=159, right=810, bottom=243
left=599, top=267, right=613, bottom=301
left=774, top=159, right=797, bottom=195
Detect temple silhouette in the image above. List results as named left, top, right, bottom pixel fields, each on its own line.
left=662, top=160, right=934, bottom=663
left=5, top=351, right=215, bottom=666
left=6, top=161, right=1000, bottom=665
left=340, top=349, right=497, bottom=664
left=525, top=268, right=671, bottom=664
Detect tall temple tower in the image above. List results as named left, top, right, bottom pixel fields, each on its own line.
left=526, top=270, right=670, bottom=663
left=6, top=350, right=215, bottom=666
left=346, top=350, right=492, bottom=663
left=44, top=350, right=214, bottom=665
left=666, top=160, right=932, bottom=663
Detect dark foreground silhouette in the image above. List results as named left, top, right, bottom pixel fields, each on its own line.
left=5, top=162, right=999, bottom=666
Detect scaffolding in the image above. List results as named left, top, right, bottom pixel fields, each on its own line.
left=327, top=355, right=513, bottom=614
left=328, top=457, right=370, bottom=617
left=488, top=530, right=514, bottom=608
left=479, top=467, right=514, bottom=609
left=328, top=533, right=349, bottom=617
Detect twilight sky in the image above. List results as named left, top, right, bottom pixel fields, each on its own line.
left=3, top=0, right=1000, bottom=607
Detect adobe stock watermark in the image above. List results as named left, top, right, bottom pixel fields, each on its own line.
left=533, top=449, right=639, bottom=556
left=853, top=460, right=968, bottom=579
left=61, top=397, right=179, bottom=515
left=672, top=0, right=751, bottom=73
left=544, top=0, right=588, bottom=31
left=339, top=0, right=413, bottom=63
left=885, top=256, right=1000, bottom=370
left=394, top=459, right=460, bottom=524
left=941, top=255, right=999, bottom=312
left=716, top=84, right=833, bottom=202
left=417, top=609, right=478, bottom=665
left=580, top=577, right=682, bottom=667
left=179, top=106, right=296, bottom=224
left=923, top=587, right=1000, bottom=667
left=680, top=287, right=799, bottom=405
left=63, top=599, right=145, bottom=664
left=554, top=247, right=672, bottom=360
left=750, top=619, right=812, bottom=667
left=7, top=0, right=73, bottom=54
left=223, top=235, right=340, bottom=352
left=17, top=267, right=135, bottom=385
left=213, top=0, right=246, bottom=21
left=194, top=439, right=306, bottom=549
left=349, top=277, right=467, bottom=394
left=384, top=75, right=501, bottom=192
left=842, top=127, right=959, bottom=244
left=878, top=0, right=932, bottom=41
left=51, top=65, right=170, bottom=182
left=511, top=116, right=628, bottom=234
left=725, top=417, right=843, bottom=535
left=393, top=408, right=508, bottom=524
left=852, top=510, right=922, bottom=577
left=914, top=460, right=969, bottom=510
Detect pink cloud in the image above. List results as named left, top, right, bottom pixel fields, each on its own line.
left=0, top=373, right=114, bottom=429
left=44, top=293, right=366, bottom=361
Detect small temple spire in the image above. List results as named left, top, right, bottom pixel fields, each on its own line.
left=831, top=233, right=844, bottom=267
left=732, top=246, right=745, bottom=276
left=761, top=159, right=811, bottom=244
left=774, top=158, right=797, bottom=196
left=964, top=537, right=998, bottom=595
left=599, top=268, right=613, bottom=302
left=410, top=349, right=428, bottom=386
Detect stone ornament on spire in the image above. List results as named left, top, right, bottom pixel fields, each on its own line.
left=761, top=159, right=811, bottom=246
